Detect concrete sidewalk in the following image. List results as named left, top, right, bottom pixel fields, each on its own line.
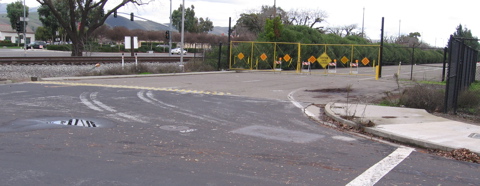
left=308, top=103, right=480, bottom=155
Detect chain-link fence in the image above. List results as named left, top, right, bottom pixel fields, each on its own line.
left=229, top=41, right=380, bottom=76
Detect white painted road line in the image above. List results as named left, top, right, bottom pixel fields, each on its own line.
left=346, top=146, right=414, bottom=186
left=90, top=92, right=117, bottom=112
left=80, top=92, right=103, bottom=111
left=287, top=88, right=305, bottom=109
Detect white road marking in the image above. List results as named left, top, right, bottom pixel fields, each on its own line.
left=287, top=88, right=305, bottom=109
left=346, top=146, right=414, bottom=186
left=146, top=91, right=178, bottom=108
left=80, top=92, right=147, bottom=123
left=137, top=90, right=154, bottom=104
left=138, top=90, right=231, bottom=126
left=80, top=92, right=103, bottom=111
left=90, top=92, right=116, bottom=112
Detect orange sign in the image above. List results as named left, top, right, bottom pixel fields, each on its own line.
left=283, top=54, right=291, bottom=62
left=308, top=56, right=317, bottom=63
left=361, top=57, right=370, bottom=65
left=341, top=56, right=349, bottom=64
left=260, top=53, right=267, bottom=61
left=238, top=53, right=245, bottom=60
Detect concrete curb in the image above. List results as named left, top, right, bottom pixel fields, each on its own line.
left=40, top=71, right=236, bottom=81
left=324, top=102, right=359, bottom=128
left=363, top=127, right=456, bottom=152
left=324, top=102, right=480, bottom=155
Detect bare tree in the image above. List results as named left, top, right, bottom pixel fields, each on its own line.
left=343, top=24, right=358, bottom=36
left=326, top=27, right=343, bottom=37
left=287, top=8, right=327, bottom=28
left=108, top=26, right=131, bottom=44
left=36, top=0, right=150, bottom=56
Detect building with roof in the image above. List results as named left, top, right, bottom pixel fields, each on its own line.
left=0, top=24, right=35, bottom=45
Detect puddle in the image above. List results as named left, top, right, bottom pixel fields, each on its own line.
left=0, top=117, right=115, bottom=133
left=48, top=119, right=97, bottom=127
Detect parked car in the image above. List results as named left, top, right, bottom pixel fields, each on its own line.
left=27, top=41, right=47, bottom=49
left=170, top=48, right=187, bottom=55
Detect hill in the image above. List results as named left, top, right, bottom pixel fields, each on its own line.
left=0, top=3, right=229, bottom=35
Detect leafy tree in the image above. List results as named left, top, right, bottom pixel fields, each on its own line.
left=35, top=26, right=51, bottom=41
left=37, top=2, right=62, bottom=42
left=408, top=32, right=421, bottom=38
left=261, top=17, right=283, bottom=41
left=6, top=1, right=29, bottom=31
left=452, top=24, right=479, bottom=50
left=172, top=5, right=213, bottom=33
left=35, top=0, right=149, bottom=56
left=234, top=5, right=287, bottom=36
left=197, top=17, right=214, bottom=33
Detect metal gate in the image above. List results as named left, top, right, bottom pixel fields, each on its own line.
left=230, top=41, right=380, bottom=77
left=444, top=35, right=479, bottom=113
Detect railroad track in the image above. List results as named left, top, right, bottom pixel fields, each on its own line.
left=0, top=56, right=193, bottom=65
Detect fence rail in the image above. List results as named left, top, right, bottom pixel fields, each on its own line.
left=229, top=41, right=380, bottom=77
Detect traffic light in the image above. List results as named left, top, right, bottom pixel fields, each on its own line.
left=130, top=13, right=134, bottom=21
left=15, top=21, right=21, bottom=32
left=165, top=31, right=170, bottom=39
left=113, top=10, right=117, bottom=18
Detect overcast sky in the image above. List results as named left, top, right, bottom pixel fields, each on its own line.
left=7, top=0, right=480, bottom=47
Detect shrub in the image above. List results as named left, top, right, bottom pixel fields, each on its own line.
left=47, top=45, right=71, bottom=51
left=399, top=84, right=444, bottom=112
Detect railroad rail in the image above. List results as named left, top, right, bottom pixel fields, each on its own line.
left=0, top=56, right=193, bottom=65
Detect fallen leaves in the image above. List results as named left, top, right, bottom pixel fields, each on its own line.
left=430, top=148, right=480, bottom=163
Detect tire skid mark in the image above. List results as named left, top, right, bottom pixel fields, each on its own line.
left=80, top=92, right=147, bottom=123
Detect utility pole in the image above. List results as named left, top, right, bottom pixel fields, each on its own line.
left=180, top=0, right=185, bottom=68
left=361, top=7, right=365, bottom=38
left=23, top=0, right=26, bottom=56
left=169, top=0, right=172, bottom=56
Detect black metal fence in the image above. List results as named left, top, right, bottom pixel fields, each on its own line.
left=444, top=35, right=479, bottom=113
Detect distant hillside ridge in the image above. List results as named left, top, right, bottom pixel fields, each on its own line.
left=0, top=4, right=229, bottom=35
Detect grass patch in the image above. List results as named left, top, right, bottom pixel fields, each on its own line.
left=417, top=80, right=446, bottom=85
left=469, top=81, right=480, bottom=91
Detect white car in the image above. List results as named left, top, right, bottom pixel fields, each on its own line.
left=170, top=48, right=187, bottom=55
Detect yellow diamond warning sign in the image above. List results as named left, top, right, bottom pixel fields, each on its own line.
left=317, top=52, right=332, bottom=68
left=260, top=53, right=267, bottom=61
left=361, top=57, right=370, bottom=65
left=308, top=56, right=317, bottom=63
left=341, top=56, right=349, bottom=64
left=283, top=54, right=291, bottom=62
left=238, top=53, right=245, bottom=60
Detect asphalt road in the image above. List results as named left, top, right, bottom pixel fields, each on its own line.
left=0, top=71, right=479, bottom=185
